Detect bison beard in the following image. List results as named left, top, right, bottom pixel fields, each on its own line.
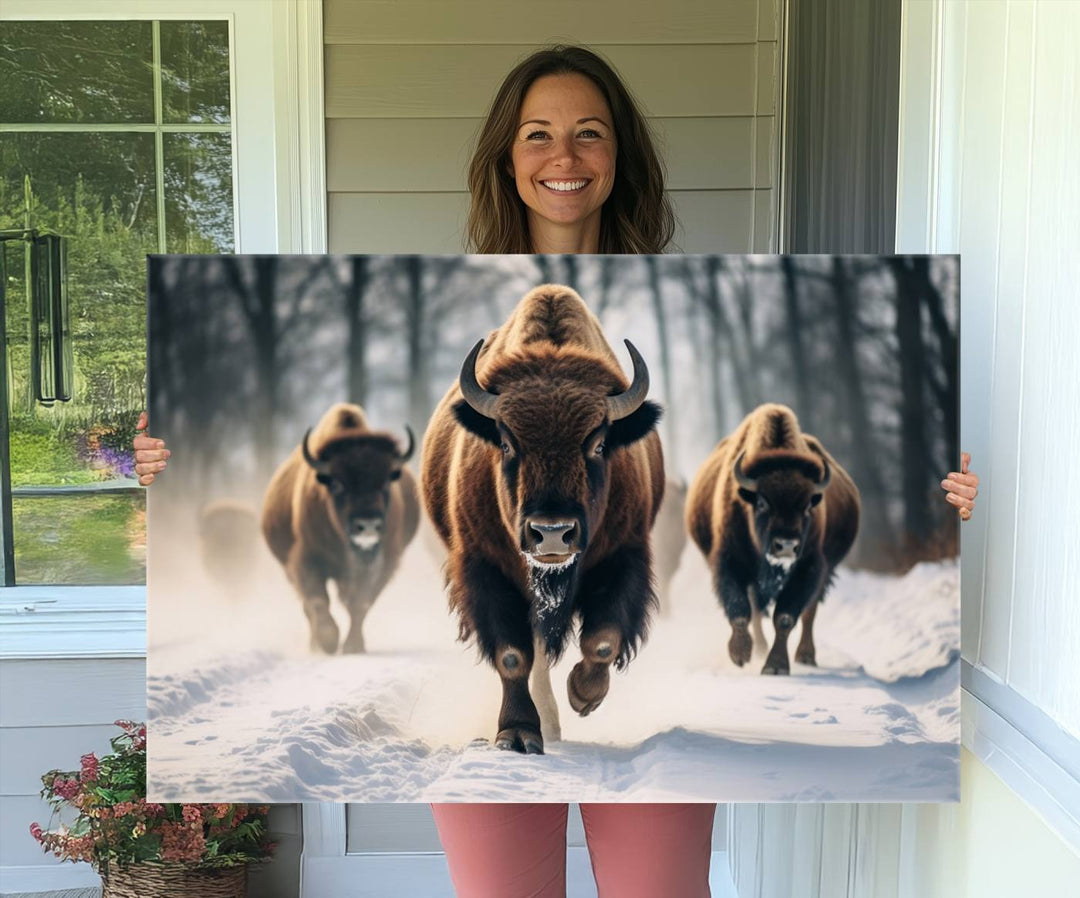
left=526, top=556, right=581, bottom=658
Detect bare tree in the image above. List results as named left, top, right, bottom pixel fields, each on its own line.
left=345, top=256, right=371, bottom=406
left=889, top=257, right=932, bottom=545
left=830, top=257, right=892, bottom=561
left=780, top=256, right=814, bottom=429
left=644, top=256, right=678, bottom=467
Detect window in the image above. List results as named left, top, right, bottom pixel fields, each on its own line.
left=0, top=18, right=235, bottom=585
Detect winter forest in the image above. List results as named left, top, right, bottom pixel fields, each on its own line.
left=149, top=253, right=958, bottom=572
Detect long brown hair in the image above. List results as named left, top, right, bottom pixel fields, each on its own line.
left=466, top=46, right=676, bottom=254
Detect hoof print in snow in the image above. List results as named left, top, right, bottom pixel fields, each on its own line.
left=494, top=728, right=544, bottom=754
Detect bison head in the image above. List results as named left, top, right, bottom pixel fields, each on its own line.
left=302, top=426, right=414, bottom=554
left=452, top=338, right=660, bottom=574
left=734, top=450, right=830, bottom=576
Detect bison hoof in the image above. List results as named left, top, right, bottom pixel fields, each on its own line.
left=761, top=662, right=790, bottom=676
left=568, top=661, right=610, bottom=716
left=795, top=645, right=817, bottom=666
left=494, top=727, right=544, bottom=755
left=342, top=635, right=366, bottom=654
left=728, top=626, right=753, bottom=667
left=309, top=620, right=340, bottom=654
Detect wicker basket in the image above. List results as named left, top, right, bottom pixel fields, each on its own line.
left=101, top=862, right=247, bottom=898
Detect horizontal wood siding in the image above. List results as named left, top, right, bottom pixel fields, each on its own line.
left=326, top=116, right=772, bottom=192
left=326, top=44, right=764, bottom=119
left=324, top=0, right=760, bottom=45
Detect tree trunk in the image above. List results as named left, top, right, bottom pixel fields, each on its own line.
left=346, top=257, right=370, bottom=407
left=891, top=258, right=932, bottom=548
left=919, top=261, right=959, bottom=472
left=404, top=257, right=429, bottom=428
left=251, top=257, right=278, bottom=483
left=702, top=258, right=727, bottom=438
left=535, top=255, right=555, bottom=284
left=831, top=257, right=891, bottom=564
left=563, top=255, right=579, bottom=293
left=707, top=257, right=754, bottom=417
left=645, top=256, right=678, bottom=469
left=781, top=257, right=814, bottom=430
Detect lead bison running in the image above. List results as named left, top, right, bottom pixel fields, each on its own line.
left=686, top=404, right=860, bottom=675
left=261, top=403, right=420, bottom=654
left=422, top=285, right=664, bottom=754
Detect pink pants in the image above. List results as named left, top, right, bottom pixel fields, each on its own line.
left=431, top=803, right=716, bottom=898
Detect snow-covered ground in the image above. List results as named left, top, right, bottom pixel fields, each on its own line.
left=147, top=532, right=959, bottom=803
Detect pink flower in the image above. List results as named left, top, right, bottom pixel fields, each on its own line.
left=80, top=753, right=100, bottom=782
left=181, top=806, right=202, bottom=824
left=30, top=822, right=43, bottom=842
left=52, top=778, right=80, bottom=801
left=160, top=821, right=205, bottom=863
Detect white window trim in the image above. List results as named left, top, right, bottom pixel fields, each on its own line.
left=962, top=663, right=1080, bottom=854
left=0, top=0, right=326, bottom=660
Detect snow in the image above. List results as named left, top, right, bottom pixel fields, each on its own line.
left=147, top=535, right=959, bottom=803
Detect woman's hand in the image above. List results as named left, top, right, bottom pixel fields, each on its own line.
left=133, top=410, right=170, bottom=486
left=941, top=451, right=979, bottom=521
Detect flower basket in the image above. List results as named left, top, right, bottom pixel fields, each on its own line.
left=101, top=861, right=247, bottom=898
left=30, top=721, right=273, bottom=889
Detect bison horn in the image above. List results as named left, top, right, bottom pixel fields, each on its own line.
left=459, top=338, right=500, bottom=420
left=301, top=428, right=329, bottom=474
left=813, top=457, right=832, bottom=493
left=606, top=340, right=650, bottom=422
left=399, top=424, right=416, bottom=462
left=733, top=452, right=758, bottom=491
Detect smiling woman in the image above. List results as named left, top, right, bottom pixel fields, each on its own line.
left=509, top=73, right=617, bottom=252
left=466, top=45, right=674, bottom=255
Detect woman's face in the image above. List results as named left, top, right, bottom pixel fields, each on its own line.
left=509, top=73, right=617, bottom=240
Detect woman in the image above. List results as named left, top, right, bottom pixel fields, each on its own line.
left=135, top=45, right=979, bottom=898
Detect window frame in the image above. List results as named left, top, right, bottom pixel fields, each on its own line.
left=0, top=0, right=327, bottom=659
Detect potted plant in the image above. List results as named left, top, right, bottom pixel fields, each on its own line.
left=30, top=720, right=273, bottom=897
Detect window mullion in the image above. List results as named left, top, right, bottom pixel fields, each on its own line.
left=0, top=249, right=15, bottom=586
left=153, top=19, right=167, bottom=254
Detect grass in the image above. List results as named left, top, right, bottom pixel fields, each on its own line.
left=13, top=493, right=146, bottom=585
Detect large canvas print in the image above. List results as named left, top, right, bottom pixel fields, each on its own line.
left=146, top=254, right=960, bottom=803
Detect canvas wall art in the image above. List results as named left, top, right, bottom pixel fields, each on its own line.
left=146, top=253, right=960, bottom=803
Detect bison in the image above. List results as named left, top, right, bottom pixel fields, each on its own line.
left=686, top=403, right=860, bottom=675
left=198, top=499, right=259, bottom=593
left=261, top=403, right=420, bottom=654
left=421, top=285, right=664, bottom=754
